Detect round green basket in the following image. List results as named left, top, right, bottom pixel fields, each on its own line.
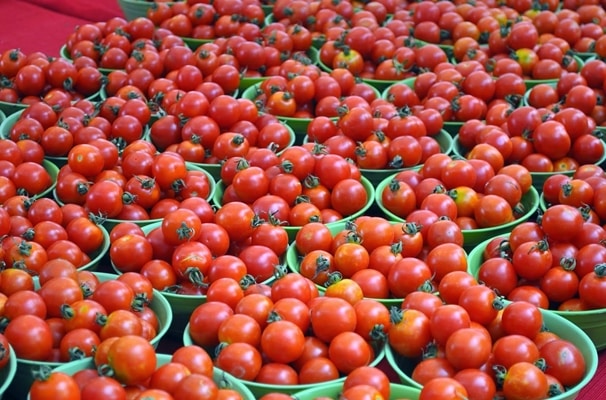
left=362, top=130, right=453, bottom=186
left=183, top=324, right=386, bottom=397
left=52, top=162, right=215, bottom=233
left=522, top=55, right=584, bottom=89
left=240, top=82, right=340, bottom=137
left=374, top=172, right=540, bottom=249
left=381, top=78, right=464, bottom=136
left=43, top=354, right=255, bottom=400
left=385, top=302, right=599, bottom=400
left=212, top=175, right=375, bottom=242
left=468, top=233, right=606, bottom=351
left=451, top=134, right=606, bottom=190
left=9, top=272, right=172, bottom=399
left=285, top=220, right=407, bottom=307
left=138, top=221, right=276, bottom=339
left=0, top=345, right=17, bottom=400
left=293, top=381, right=421, bottom=400
left=188, top=121, right=296, bottom=181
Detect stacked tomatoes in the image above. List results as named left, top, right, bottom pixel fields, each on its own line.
left=1, top=269, right=163, bottom=363
left=390, top=276, right=587, bottom=399
left=380, top=152, right=533, bottom=232
left=473, top=164, right=606, bottom=311
left=186, top=280, right=389, bottom=387
left=217, top=144, right=369, bottom=226
left=294, top=216, right=468, bottom=300
left=0, top=49, right=103, bottom=106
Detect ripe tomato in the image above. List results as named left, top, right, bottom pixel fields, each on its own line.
left=105, top=335, right=157, bottom=385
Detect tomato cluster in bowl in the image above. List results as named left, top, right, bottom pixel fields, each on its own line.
left=4, top=0, right=606, bottom=398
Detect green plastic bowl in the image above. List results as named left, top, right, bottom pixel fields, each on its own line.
left=0, top=345, right=17, bottom=400
left=183, top=325, right=386, bottom=397
left=44, top=354, right=255, bottom=400
left=386, top=303, right=599, bottom=399
left=468, top=234, right=606, bottom=351
left=0, top=109, right=5, bottom=125
left=212, top=176, right=375, bottom=242
left=285, top=220, right=409, bottom=307
left=1, top=112, right=70, bottom=175
left=10, top=272, right=172, bottom=399
left=523, top=56, right=584, bottom=89
left=374, top=172, right=540, bottom=249
left=0, top=100, right=27, bottom=117
left=452, top=134, right=606, bottom=190
left=381, top=78, right=463, bottom=136
left=358, top=130, right=453, bottom=186
left=238, top=48, right=319, bottom=92
left=52, top=162, right=215, bottom=232
left=240, top=82, right=340, bottom=137
left=138, top=222, right=276, bottom=338
left=293, top=381, right=421, bottom=400
left=59, top=45, right=116, bottom=75
left=188, top=121, right=296, bottom=181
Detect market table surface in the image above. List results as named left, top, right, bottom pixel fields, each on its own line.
left=0, top=0, right=605, bottom=399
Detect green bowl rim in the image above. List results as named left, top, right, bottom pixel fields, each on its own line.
left=0, top=345, right=17, bottom=395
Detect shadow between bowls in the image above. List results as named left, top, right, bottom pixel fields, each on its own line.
left=468, top=234, right=606, bottom=351
left=0, top=345, right=17, bottom=400
left=9, top=272, right=172, bottom=400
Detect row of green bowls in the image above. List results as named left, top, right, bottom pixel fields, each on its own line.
left=5, top=272, right=173, bottom=399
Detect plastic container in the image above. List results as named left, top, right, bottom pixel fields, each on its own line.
left=9, top=272, right=172, bottom=399
left=468, top=234, right=606, bottom=351
left=385, top=302, right=599, bottom=400
left=374, top=173, right=540, bottom=249
left=183, top=325, right=386, bottom=397
left=212, top=176, right=375, bottom=241
left=451, top=134, right=606, bottom=190
left=42, top=354, right=255, bottom=399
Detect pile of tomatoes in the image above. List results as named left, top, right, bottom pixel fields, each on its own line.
left=2, top=0, right=606, bottom=398
left=389, top=286, right=587, bottom=400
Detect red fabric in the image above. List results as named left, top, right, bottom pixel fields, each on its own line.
left=0, top=0, right=124, bottom=57
left=26, top=0, right=123, bottom=22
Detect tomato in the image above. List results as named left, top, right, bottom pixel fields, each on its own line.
left=215, top=342, right=262, bottom=381
left=188, top=301, right=234, bottom=349
left=501, top=301, right=543, bottom=339
left=310, top=297, right=357, bottom=343
left=579, top=264, right=606, bottom=308
left=541, top=204, right=584, bottom=243
left=388, top=308, right=432, bottom=358
left=105, top=335, right=157, bottom=385
left=499, top=362, right=549, bottom=400
left=445, top=327, right=492, bottom=370
left=30, top=371, right=80, bottom=400
left=4, top=314, right=53, bottom=361
left=419, top=377, right=469, bottom=400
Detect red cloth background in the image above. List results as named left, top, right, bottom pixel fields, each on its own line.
left=0, top=1, right=604, bottom=399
